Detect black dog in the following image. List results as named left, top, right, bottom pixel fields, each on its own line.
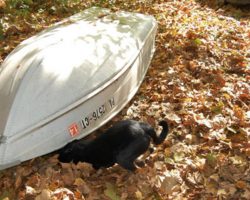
left=58, top=120, right=168, bottom=171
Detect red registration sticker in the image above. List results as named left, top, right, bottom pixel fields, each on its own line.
left=68, top=123, right=79, bottom=137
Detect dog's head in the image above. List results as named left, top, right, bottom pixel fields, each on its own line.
left=58, top=140, right=87, bottom=163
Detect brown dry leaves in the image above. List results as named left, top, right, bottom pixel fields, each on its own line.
left=0, top=0, right=250, bottom=199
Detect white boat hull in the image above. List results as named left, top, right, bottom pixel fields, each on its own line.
left=0, top=7, right=157, bottom=170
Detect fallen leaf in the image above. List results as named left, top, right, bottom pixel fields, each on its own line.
left=156, top=170, right=182, bottom=195
left=26, top=174, right=40, bottom=188
left=62, top=172, right=75, bottom=186
left=165, top=113, right=182, bottom=124
left=15, top=175, right=22, bottom=189
left=52, top=188, right=74, bottom=199
left=0, top=0, right=6, bottom=9
left=26, top=186, right=37, bottom=195
left=173, top=152, right=185, bottom=162
left=242, top=189, right=250, bottom=199
left=135, top=190, right=143, bottom=200
left=235, top=180, right=247, bottom=189
left=35, top=189, right=51, bottom=200
left=211, top=101, right=224, bottom=114
left=104, top=182, right=120, bottom=200
left=206, top=154, right=217, bottom=167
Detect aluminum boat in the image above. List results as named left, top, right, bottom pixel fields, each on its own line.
left=0, top=7, right=157, bottom=170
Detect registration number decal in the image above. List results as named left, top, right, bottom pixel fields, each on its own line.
left=68, top=97, right=115, bottom=137
left=80, top=97, right=115, bottom=130
left=81, top=105, right=106, bottom=129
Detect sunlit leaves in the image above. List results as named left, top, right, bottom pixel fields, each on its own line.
left=211, top=101, right=224, bottom=114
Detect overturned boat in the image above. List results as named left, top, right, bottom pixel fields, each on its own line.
left=0, top=7, right=157, bottom=170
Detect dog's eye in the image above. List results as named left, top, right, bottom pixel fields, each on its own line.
left=65, top=148, right=72, bottom=153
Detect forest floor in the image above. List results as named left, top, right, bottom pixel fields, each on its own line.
left=0, top=0, right=249, bottom=199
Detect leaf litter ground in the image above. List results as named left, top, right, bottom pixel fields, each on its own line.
left=0, top=0, right=249, bottom=199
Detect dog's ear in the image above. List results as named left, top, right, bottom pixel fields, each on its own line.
left=58, top=142, right=75, bottom=157
left=58, top=143, right=75, bottom=163
left=61, top=140, right=87, bottom=156
left=63, top=146, right=73, bottom=154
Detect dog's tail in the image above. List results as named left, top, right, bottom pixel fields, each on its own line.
left=148, top=121, right=169, bottom=145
